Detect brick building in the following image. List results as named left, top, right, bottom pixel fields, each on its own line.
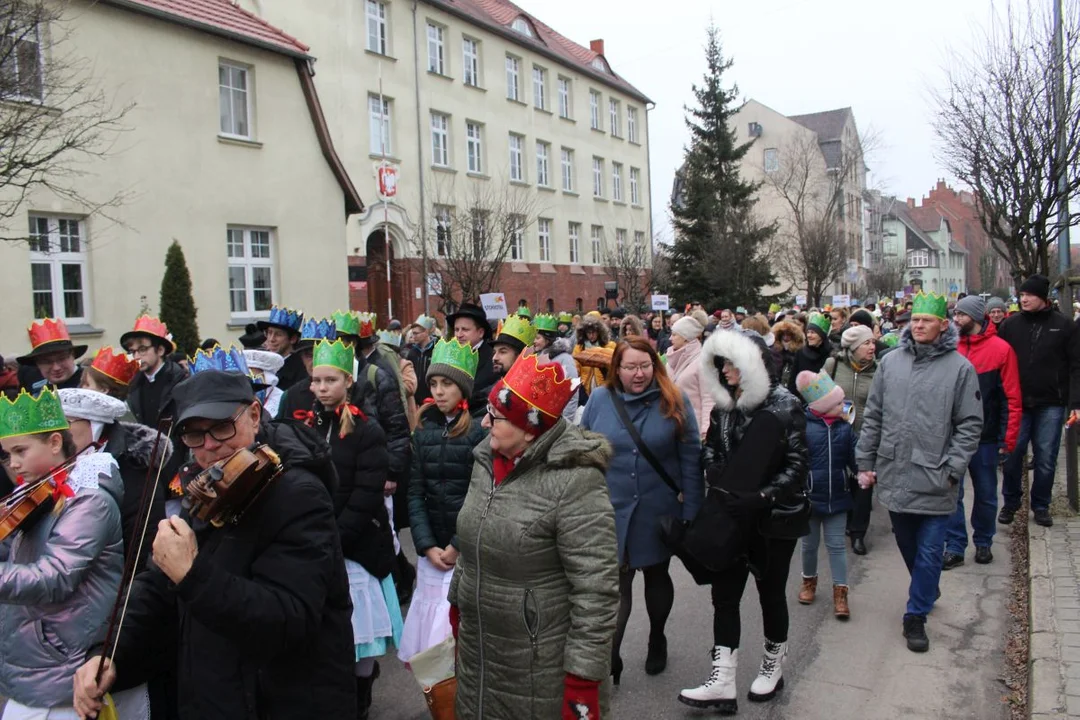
left=921, top=180, right=1011, bottom=292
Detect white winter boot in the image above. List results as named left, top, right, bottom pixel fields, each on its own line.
left=747, top=639, right=787, bottom=702
left=677, top=646, right=738, bottom=715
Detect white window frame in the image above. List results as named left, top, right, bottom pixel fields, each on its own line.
left=538, top=218, right=551, bottom=262
left=28, top=215, right=89, bottom=323
left=590, top=225, right=603, bottom=265
left=505, top=55, right=520, bottom=101
left=226, top=226, right=276, bottom=319
left=532, top=65, right=546, bottom=110
left=908, top=249, right=930, bottom=268
left=430, top=112, right=449, bottom=167
left=427, top=23, right=445, bottom=75
left=609, top=98, right=620, bottom=137
left=764, top=148, right=779, bottom=173
left=511, top=17, right=533, bottom=37
left=1, top=23, right=44, bottom=101
left=218, top=61, right=252, bottom=140
left=369, top=94, right=391, bottom=155
left=557, top=77, right=571, bottom=119
left=589, top=90, right=601, bottom=130
left=462, top=37, right=480, bottom=87
left=434, top=205, right=452, bottom=257
left=616, top=228, right=627, bottom=251
left=634, top=231, right=646, bottom=255
left=568, top=222, right=580, bottom=264
left=627, top=106, right=638, bottom=143
left=561, top=148, right=574, bottom=192
left=536, top=141, right=550, bottom=187
left=366, top=0, right=388, bottom=55
left=630, top=167, right=641, bottom=205
left=592, top=157, right=604, bottom=198
left=466, top=121, right=483, bottom=174
left=510, top=215, right=524, bottom=261
left=612, top=163, right=623, bottom=202
left=509, top=133, right=524, bottom=182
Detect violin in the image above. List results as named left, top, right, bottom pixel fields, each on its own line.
left=0, top=443, right=99, bottom=542
left=184, top=445, right=283, bottom=527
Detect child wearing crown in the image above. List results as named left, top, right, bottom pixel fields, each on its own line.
left=0, top=388, right=147, bottom=718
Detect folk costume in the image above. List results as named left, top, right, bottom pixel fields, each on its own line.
left=258, top=306, right=306, bottom=391
left=242, top=349, right=285, bottom=420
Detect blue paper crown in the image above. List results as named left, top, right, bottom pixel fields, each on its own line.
left=300, top=318, right=337, bottom=342
left=188, top=345, right=251, bottom=376
left=377, top=329, right=403, bottom=347
left=267, top=306, right=304, bottom=332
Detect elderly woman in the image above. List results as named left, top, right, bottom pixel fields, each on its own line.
left=450, top=354, right=619, bottom=719
left=581, top=337, right=703, bottom=684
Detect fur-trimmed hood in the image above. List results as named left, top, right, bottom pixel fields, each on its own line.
left=700, top=330, right=774, bottom=412
left=548, top=336, right=574, bottom=359
left=114, top=421, right=174, bottom=469
left=576, top=315, right=612, bottom=347
left=772, top=319, right=805, bottom=352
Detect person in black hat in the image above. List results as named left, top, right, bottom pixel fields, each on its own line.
left=446, top=302, right=496, bottom=409
left=73, top=370, right=357, bottom=720
left=259, top=308, right=307, bottom=392
left=16, top=318, right=87, bottom=393
left=238, top=323, right=266, bottom=350
left=121, top=318, right=187, bottom=432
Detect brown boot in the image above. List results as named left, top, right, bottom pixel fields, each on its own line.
left=798, top=576, right=817, bottom=605
left=833, top=585, right=850, bottom=620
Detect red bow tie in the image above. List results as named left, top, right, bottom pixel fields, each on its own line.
left=337, top=404, right=367, bottom=421
left=16, top=470, right=74, bottom=501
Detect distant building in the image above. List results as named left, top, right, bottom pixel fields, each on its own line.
left=922, top=180, right=1011, bottom=292
left=873, top=195, right=968, bottom=298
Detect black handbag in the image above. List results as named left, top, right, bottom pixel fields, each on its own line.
left=759, top=496, right=812, bottom=539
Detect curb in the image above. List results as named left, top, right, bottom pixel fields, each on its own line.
left=1029, top=522, right=1067, bottom=718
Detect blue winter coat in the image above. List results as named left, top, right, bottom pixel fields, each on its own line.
left=804, top=409, right=857, bottom=516
left=581, top=384, right=703, bottom=568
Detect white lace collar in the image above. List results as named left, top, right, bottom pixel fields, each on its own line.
left=68, top=452, right=118, bottom=494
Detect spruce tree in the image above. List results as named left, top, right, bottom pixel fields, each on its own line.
left=669, top=25, right=777, bottom=311
left=159, top=240, right=199, bottom=355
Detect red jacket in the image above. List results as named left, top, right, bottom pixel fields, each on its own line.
left=957, top=323, right=1022, bottom=452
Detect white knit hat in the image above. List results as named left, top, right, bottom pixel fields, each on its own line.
left=243, top=349, right=284, bottom=374
left=671, top=316, right=704, bottom=341
left=58, top=388, right=128, bottom=424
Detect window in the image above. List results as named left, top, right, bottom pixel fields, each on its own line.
left=434, top=206, right=451, bottom=257
left=509, top=215, right=524, bottom=260
left=627, top=106, right=639, bottom=143
left=532, top=66, right=546, bottom=109
left=369, top=95, right=391, bottom=155
left=509, top=133, right=524, bottom=182
left=471, top=210, right=489, bottom=253
left=536, top=141, right=550, bottom=187
left=430, top=112, right=449, bottom=167
left=764, top=148, right=779, bottom=173
left=218, top=62, right=251, bottom=139
left=426, top=23, right=445, bottom=74
left=609, top=99, right=620, bottom=137
left=511, top=17, right=533, bottom=37
left=592, top=157, right=604, bottom=197
left=227, top=227, right=275, bottom=318
left=28, top=216, right=88, bottom=322
left=505, top=55, right=520, bottom=101
left=908, top=249, right=930, bottom=268
left=561, top=148, right=574, bottom=191
left=590, top=225, right=603, bottom=265
left=366, top=0, right=388, bottom=54
left=634, top=231, right=646, bottom=255
left=462, top=37, right=479, bottom=86
left=616, top=228, right=627, bottom=251
left=557, top=77, right=571, bottom=118
left=466, top=122, right=483, bottom=173
left=612, top=163, right=623, bottom=202
left=589, top=90, right=601, bottom=130
left=1, top=24, right=43, bottom=100
left=538, top=218, right=551, bottom=262
left=630, top=167, right=641, bottom=205
left=591, top=57, right=606, bottom=73
left=568, top=222, right=580, bottom=264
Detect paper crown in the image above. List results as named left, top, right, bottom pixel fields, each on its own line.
left=807, top=313, right=831, bottom=336
left=188, top=345, right=251, bottom=376
left=496, top=314, right=536, bottom=346
left=330, top=310, right=360, bottom=337
left=769, top=303, right=782, bottom=314
left=516, top=306, right=533, bottom=319
left=0, top=387, right=70, bottom=440
left=265, top=306, right=304, bottom=333
left=90, top=347, right=140, bottom=385
left=492, top=353, right=573, bottom=430
left=413, top=314, right=436, bottom=331
left=377, top=329, right=403, bottom=347
left=533, top=313, right=559, bottom=333
left=356, top=312, right=377, bottom=339
left=911, top=292, right=948, bottom=319
left=299, top=318, right=337, bottom=343
left=27, top=317, right=73, bottom=350
left=121, top=315, right=176, bottom=353
left=558, top=312, right=574, bottom=323
left=880, top=333, right=899, bottom=348
left=313, top=338, right=354, bottom=375
left=430, top=338, right=479, bottom=379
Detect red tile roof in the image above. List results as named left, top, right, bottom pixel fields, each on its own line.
left=428, top=0, right=650, bottom=103
left=907, top=205, right=946, bottom=234
left=103, top=0, right=309, bottom=57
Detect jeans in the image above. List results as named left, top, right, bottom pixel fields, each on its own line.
left=889, top=512, right=949, bottom=619
left=710, top=534, right=797, bottom=648
left=846, top=482, right=874, bottom=538
left=945, top=443, right=1000, bottom=553
left=1003, top=405, right=1066, bottom=512
left=802, top=511, right=848, bottom=585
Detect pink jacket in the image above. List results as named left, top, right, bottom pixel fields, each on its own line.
left=665, top=339, right=714, bottom=438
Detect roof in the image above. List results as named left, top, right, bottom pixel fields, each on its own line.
left=789, top=107, right=853, bottom=141
left=882, top=199, right=936, bottom=251
left=907, top=205, right=948, bottom=234
left=102, top=0, right=310, bottom=58
left=425, top=0, right=651, bottom=104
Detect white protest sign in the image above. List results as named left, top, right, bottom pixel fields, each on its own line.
left=479, top=293, right=508, bottom=320
left=832, top=294, right=851, bottom=308
left=795, top=295, right=807, bottom=307
left=651, top=294, right=670, bottom=311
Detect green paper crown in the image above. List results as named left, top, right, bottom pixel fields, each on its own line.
left=808, top=312, right=831, bottom=336
left=516, top=306, right=532, bottom=319
left=881, top=333, right=899, bottom=348
left=911, top=292, right=947, bottom=320
left=498, top=315, right=537, bottom=346
left=769, top=303, right=782, bottom=314
left=0, top=387, right=70, bottom=440
left=313, top=338, right=355, bottom=375
left=430, top=338, right=479, bottom=379
left=331, top=310, right=361, bottom=337
left=534, top=313, right=559, bottom=333
left=558, top=312, right=574, bottom=323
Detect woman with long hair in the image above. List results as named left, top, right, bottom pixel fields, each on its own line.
left=581, top=337, right=703, bottom=684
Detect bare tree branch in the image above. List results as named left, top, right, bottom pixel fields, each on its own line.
left=602, top=224, right=651, bottom=313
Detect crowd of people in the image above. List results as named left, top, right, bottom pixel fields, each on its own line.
left=0, top=273, right=1077, bottom=719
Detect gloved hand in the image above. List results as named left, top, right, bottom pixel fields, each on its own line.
left=562, top=674, right=600, bottom=720
left=721, top=489, right=771, bottom=511
left=449, top=604, right=460, bottom=642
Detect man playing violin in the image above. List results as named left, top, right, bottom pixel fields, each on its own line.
left=73, top=370, right=356, bottom=720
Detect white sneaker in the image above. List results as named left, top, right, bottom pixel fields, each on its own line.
left=747, top=640, right=787, bottom=701
left=678, top=646, right=738, bottom=714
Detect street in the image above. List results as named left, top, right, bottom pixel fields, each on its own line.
left=375, top=495, right=1012, bottom=719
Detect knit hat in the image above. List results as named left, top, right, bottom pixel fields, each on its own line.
left=987, top=297, right=1008, bottom=313
left=671, top=316, right=704, bottom=341
left=796, top=370, right=845, bottom=414
left=806, top=312, right=831, bottom=339
left=427, top=338, right=479, bottom=399
left=955, top=295, right=987, bottom=325
left=841, top=324, right=875, bottom=351
left=1019, top=274, right=1050, bottom=300
left=849, top=309, right=876, bottom=329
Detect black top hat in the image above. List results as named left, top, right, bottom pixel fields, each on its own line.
left=239, top=323, right=266, bottom=349
left=445, top=303, right=492, bottom=340
left=16, top=340, right=87, bottom=366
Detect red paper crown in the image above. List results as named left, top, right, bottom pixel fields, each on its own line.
left=27, top=318, right=72, bottom=350
left=91, top=346, right=140, bottom=385
left=357, top=312, right=377, bottom=339
left=489, top=353, right=572, bottom=433
left=132, top=315, right=170, bottom=340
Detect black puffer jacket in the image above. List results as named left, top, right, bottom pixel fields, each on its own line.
left=354, top=355, right=411, bottom=481
left=104, top=421, right=171, bottom=573
left=408, top=411, right=488, bottom=554
left=787, top=337, right=833, bottom=399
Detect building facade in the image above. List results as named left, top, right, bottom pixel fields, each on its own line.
left=240, top=0, right=653, bottom=321
left=875, top=196, right=968, bottom=298
left=922, top=179, right=1010, bottom=293
left=0, top=0, right=361, bottom=356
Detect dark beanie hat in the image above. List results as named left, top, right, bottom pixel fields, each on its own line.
left=849, top=309, right=876, bottom=329
left=955, top=295, right=987, bottom=325
left=1019, top=274, right=1050, bottom=300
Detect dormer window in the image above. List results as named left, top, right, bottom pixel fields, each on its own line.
left=511, top=17, right=534, bottom=37
left=591, top=57, right=607, bottom=73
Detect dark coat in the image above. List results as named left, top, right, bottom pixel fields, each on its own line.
left=406, top=341, right=436, bottom=405
left=997, top=306, right=1080, bottom=410
left=787, top=338, right=833, bottom=399
left=804, top=411, right=856, bottom=515
left=408, top=411, right=488, bottom=554
left=469, top=341, right=497, bottom=410
left=110, top=422, right=355, bottom=720
left=103, top=421, right=170, bottom=573
left=276, top=352, right=308, bottom=392
left=128, top=360, right=187, bottom=428
left=17, top=365, right=83, bottom=394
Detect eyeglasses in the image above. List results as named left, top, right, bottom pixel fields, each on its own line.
left=126, top=345, right=155, bottom=356
left=179, top=406, right=249, bottom=449
left=619, top=363, right=653, bottom=374
left=484, top=405, right=511, bottom=423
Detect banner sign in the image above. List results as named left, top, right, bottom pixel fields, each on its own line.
left=832, top=294, right=851, bottom=308
left=651, top=295, right=670, bottom=311
left=795, top=295, right=807, bottom=307
left=479, top=293, right=508, bottom=320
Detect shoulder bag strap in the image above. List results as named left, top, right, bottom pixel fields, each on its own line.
left=610, top=392, right=681, bottom=497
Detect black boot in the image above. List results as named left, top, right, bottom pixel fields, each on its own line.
left=396, top=552, right=416, bottom=606
left=645, top=632, right=668, bottom=675
left=355, top=675, right=374, bottom=720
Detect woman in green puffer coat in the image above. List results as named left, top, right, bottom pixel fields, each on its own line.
left=450, top=354, right=620, bottom=720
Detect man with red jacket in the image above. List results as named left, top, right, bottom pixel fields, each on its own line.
left=944, top=296, right=1022, bottom=568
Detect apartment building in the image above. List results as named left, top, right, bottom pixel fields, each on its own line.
left=872, top=194, right=968, bottom=297
left=241, top=0, right=653, bottom=319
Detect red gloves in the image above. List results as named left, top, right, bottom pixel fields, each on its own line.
left=563, top=674, right=600, bottom=720
left=449, top=604, right=460, bottom=642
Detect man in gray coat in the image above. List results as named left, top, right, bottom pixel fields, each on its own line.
left=856, top=293, right=982, bottom=653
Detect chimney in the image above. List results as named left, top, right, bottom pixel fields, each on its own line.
left=906, top=198, right=915, bottom=209
left=590, top=39, right=605, bottom=56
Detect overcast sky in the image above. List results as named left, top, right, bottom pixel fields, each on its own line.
left=515, top=0, right=999, bottom=239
